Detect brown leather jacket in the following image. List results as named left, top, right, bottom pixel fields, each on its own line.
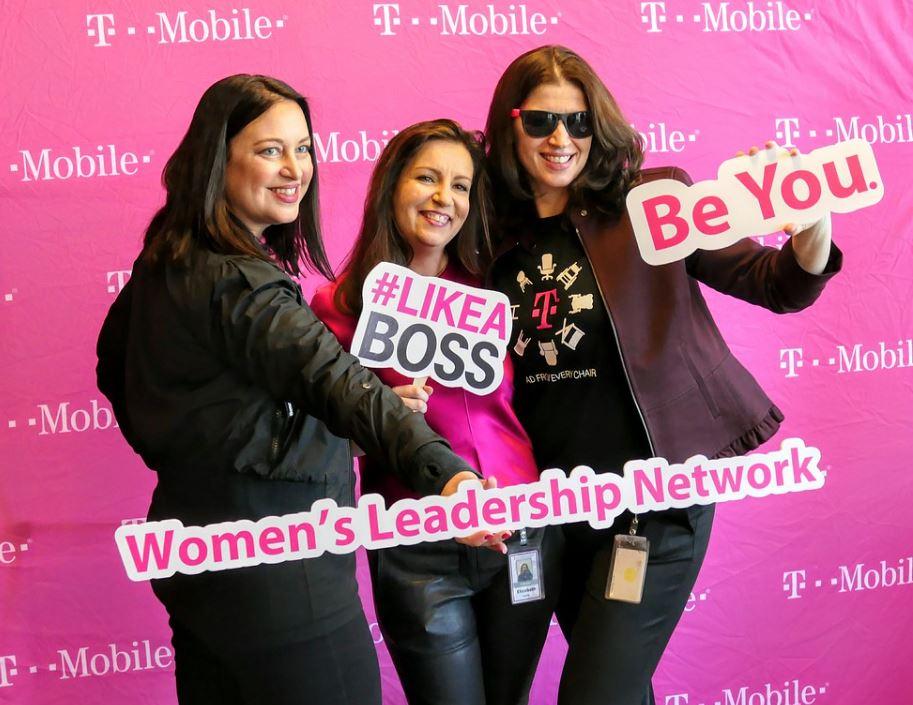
left=493, top=167, right=842, bottom=463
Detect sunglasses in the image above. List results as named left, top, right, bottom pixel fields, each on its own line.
left=511, top=109, right=593, bottom=139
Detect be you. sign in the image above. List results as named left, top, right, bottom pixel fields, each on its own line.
left=350, top=262, right=512, bottom=395
left=627, top=138, right=883, bottom=265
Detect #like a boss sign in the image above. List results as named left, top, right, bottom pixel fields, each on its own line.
left=351, top=262, right=512, bottom=396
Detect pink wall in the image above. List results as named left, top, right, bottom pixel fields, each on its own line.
left=2, top=1, right=911, bottom=703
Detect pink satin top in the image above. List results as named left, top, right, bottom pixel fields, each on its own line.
left=310, top=262, right=540, bottom=502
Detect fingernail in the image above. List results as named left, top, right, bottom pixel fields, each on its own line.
left=501, top=532, right=511, bottom=540
left=483, top=534, right=493, bottom=541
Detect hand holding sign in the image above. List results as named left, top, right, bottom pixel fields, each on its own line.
left=351, top=262, right=512, bottom=396
left=391, top=382, right=433, bottom=413
left=738, top=141, right=834, bottom=275
left=442, top=473, right=512, bottom=554
left=627, top=138, right=882, bottom=266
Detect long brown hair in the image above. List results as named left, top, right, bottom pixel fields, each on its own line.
left=142, top=74, right=332, bottom=280
left=335, top=119, right=492, bottom=315
left=485, top=45, right=644, bottom=226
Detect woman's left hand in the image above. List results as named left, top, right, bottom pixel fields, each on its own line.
left=736, top=141, right=833, bottom=275
left=441, top=473, right=511, bottom=554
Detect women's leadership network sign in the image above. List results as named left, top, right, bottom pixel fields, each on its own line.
left=114, top=438, right=825, bottom=581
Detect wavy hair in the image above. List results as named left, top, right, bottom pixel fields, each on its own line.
left=142, top=74, right=332, bottom=279
left=485, top=45, right=644, bottom=225
left=335, top=119, right=492, bottom=315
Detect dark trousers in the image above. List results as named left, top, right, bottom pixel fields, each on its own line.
left=369, top=529, right=560, bottom=705
left=555, top=506, right=715, bottom=705
left=169, top=612, right=382, bottom=705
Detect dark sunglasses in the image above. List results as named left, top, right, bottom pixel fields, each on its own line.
left=510, top=109, right=593, bottom=139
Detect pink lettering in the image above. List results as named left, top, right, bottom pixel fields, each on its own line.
left=781, top=169, right=822, bottom=209
left=633, top=465, right=665, bottom=505
left=549, top=477, right=577, bottom=517
left=642, top=194, right=689, bottom=250
left=693, top=196, right=729, bottom=235
left=823, top=155, right=869, bottom=198
left=479, top=303, right=508, bottom=341
left=258, top=526, right=285, bottom=555
left=481, top=496, right=507, bottom=525
left=595, top=481, right=621, bottom=522
left=451, top=488, right=479, bottom=531
left=430, top=286, right=460, bottom=327
left=457, top=294, right=485, bottom=333
left=532, top=290, right=559, bottom=330
left=734, top=162, right=777, bottom=219
left=367, top=502, right=394, bottom=541
left=667, top=472, right=691, bottom=500
left=394, top=508, right=421, bottom=537
left=288, top=522, right=316, bottom=552
left=395, top=276, right=419, bottom=316
left=178, top=536, right=208, bottom=566
left=124, top=529, right=174, bottom=572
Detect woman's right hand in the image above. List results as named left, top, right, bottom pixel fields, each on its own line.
left=391, top=383, right=433, bottom=413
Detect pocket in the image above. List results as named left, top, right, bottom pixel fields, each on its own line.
left=680, top=343, right=721, bottom=418
left=642, top=508, right=696, bottom=564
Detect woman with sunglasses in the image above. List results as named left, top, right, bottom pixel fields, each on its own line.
left=311, top=119, right=559, bottom=705
left=95, top=77, right=489, bottom=705
left=484, top=46, right=841, bottom=705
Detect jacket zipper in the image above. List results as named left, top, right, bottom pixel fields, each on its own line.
left=269, top=407, right=282, bottom=465
left=573, top=226, right=656, bottom=457
left=269, top=402, right=296, bottom=467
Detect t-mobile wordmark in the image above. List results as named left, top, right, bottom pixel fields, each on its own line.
left=627, top=139, right=883, bottom=266
left=783, top=557, right=913, bottom=600
left=640, top=1, right=814, bottom=33
left=779, top=338, right=913, bottom=378
left=115, top=438, right=825, bottom=581
left=351, top=262, right=512, bottom=395
left=372, top=3, right=559, bottom=37
left=663, top=677, right=829, bottom=705
left=775, top=113, right=913, bottom=148
left=85, top=9, right=284, bottom=47
left=0, top=641, right=173, bottom=689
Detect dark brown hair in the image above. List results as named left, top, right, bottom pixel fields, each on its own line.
left=335, top=119, right=492, bottom=315
left=485, top=45, right=644, bottom=224
left=142, top=74, right=332, bottom=279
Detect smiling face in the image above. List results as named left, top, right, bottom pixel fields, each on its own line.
left=393, top=139, right=473, bottom=265
left=514, top=80, right=592, bottom=215
left=224, top=99, right=313, bottom=237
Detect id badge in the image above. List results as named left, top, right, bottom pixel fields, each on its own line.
left=508, top=546, right=545, bottom=604
left=606, top=534, right=649, bottom=604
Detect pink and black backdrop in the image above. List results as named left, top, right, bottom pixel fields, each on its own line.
left=1, top=1, right=911, bottom=703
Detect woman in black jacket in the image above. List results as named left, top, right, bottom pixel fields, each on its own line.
left=96, top=74, right=494, bottom=705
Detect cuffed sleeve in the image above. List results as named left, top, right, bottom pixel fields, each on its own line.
left=685, top=236, right=843, bottom=313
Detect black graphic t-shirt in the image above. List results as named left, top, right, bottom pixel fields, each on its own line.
left=491, top=214, right=649, bottom=474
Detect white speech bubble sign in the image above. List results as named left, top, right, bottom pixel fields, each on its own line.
left=349, top=262, right=513, bottom=396
left=115, top=438, right=825, bottom=581
left=627, top=138, right=884, bottom=266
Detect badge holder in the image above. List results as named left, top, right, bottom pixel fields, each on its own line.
left=606, top=515, right=649, bottom=604
left=508, top=528, right=545, bottom=604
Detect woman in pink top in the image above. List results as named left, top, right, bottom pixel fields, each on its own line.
left=311, top=120, right=559, bottom=705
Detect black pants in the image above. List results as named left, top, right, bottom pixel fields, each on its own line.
left=555, top=506, right=715, bottom=705
left=169, top=612, right=381, bottom=705
left=369, top=530, right=560, bottom=705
